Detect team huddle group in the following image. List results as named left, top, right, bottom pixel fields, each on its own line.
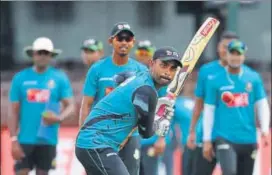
left=8, top=22, right=270, bottom=175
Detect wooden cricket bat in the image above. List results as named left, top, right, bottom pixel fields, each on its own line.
left=157, top=17, right=220, bottom=115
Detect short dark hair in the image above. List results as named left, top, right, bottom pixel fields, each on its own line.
left=220, top=31, right=239, bottom=40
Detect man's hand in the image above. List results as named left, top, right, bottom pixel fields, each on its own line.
left=43, top=111, right=61, bottom=125
left=187, top=130, right=196, bottom=150
left=154, top=97, right=175, bottom=137
left=152, top=137, right=166, bottom=156
left=203, top=141, right=214, bottom=162
left=11, top=141, right=25, bottom=160
left=261, top=132, right=270, bottom=147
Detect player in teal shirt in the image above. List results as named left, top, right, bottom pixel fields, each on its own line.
left=76, top=46, right=182, bottom=175
left=79, top=22, right=148, bottom=175
left=80, top=38, right=104, bottom=68
left=187, top=31, right=240, bottom=175
left=8, top=37, right=74, bottom=175
left=203, top=40, right=270, bottom=175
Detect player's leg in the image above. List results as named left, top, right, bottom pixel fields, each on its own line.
left=236, top=144, right=257, bottom=175
left=33, top=145, right=56, bottom=175
left=215, top=138, right=237, bottom=175
left=191, top=146, right=216, bottom=175
left=162, top=142, right=175, bottom=175
left=76, top=147, right=130, bottom=175
left=182, top=146, right=195, bottom=175
left=139, top=145, right=159, bottom=175
left=14, top=144, right=35, bottom=175
left=119, top=136, right=141, bottom=175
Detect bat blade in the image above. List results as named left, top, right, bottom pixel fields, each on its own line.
left=168, top=17, right=220, bottom=97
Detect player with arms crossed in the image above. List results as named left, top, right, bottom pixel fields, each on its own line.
left=78, top=22, right=147, bottom=175
left=76, top=47, right=182, bottom=175
left=8, top=37, right=75, bottom=175
left=186, top=31, right=239, bottom=175
left=202, top=40, right=270, bottom=175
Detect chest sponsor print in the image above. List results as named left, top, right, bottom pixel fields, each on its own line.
left=225, top=93, right=249, bottom=107
left=27, top=89, right=50, bottom=103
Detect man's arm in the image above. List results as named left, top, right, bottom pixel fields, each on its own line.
left=79, top=96, right=94, bottom=127
left=189, top=67, right=205, bottom=132
left=255, top=98, right=270, bottom=135
left=79, top=66, right=98, bottom=127
left=8, top=74, right=25, bottom=160
left=202, top=79, right=217, bottom=161
left=59, top=73, right=75, bottom=122
left=59, top=98, right=75, bottom=122
left=254, top=74, right=271, bottom=137
left=189, top=97, right=203, bottom=132
left=132, top=85, right=158, bottom=138
left=8, top=102, right=20, bottom=137
left=8, top=74, right=21, bottom=138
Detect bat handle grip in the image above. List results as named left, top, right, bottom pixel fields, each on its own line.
left=156, top=93, right=175, bottom=117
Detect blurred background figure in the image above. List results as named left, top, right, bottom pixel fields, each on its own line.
left=8, top=37, right=75, bottom=175
left=81, top=38, right=104, bottom=68
left=134, top=40, right=156, bottom=66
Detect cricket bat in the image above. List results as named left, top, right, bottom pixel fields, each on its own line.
left=157, top=17, right=220, bottom=116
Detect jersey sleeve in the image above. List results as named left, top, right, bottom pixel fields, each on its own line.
left=253, top=74, right=267, bottom=102
left=60, top=72, right=73, bottom=99
left=83, top=65, right=98, bottom=97
left=9, top=73, right=21, bottom=102
left=194, top=67, right=206, bottom=98
left=204, top=78, right=217, bottom=105
left=132, top=85, right=158, bottom=138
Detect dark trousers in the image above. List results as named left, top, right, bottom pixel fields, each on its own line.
left=182, top=145, right=216, bottom=175
left=139, top=145, right=160, bottom=175
left=215, top=138, right=257, bottom=175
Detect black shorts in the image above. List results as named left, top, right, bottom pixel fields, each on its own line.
left=14, top=144, right=56, bottom=172
left=76, top=147, right=130, bottom=175
left=215, top=138, right=257, bottom=175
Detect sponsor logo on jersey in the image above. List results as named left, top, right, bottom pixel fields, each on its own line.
left=226, top=93, right=249, bottom=107
left=245, top=82, right=252, bottom=92
left=23, top=81, right=37, bottom=85
left=220, top=85, right=235, bottom=91
left=27, top=89, right=50, bottom=102
left=48, top=79, right=55, bottom=89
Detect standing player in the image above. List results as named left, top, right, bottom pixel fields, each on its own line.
left=171, top=95, right=202, bottom=175
left=203, top=40, right=270, bottom=175
left=81, top=38, right=104, bottom=68
left=78, top=22, right=148, bottom=175
left=8, top=37, right=75, bottom=175
left=134, top=40, right=156, bottom=66
left=76, top=47, right=183, bottom=175
left=135, top=40, right=168, bottom=175
left=186, top=31, right=239, bottom=175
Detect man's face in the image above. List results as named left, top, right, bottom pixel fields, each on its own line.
left=226, top=50, right=245, bottom=68
left=81, top=49, right=100, bottom=66
left=110, top=31, right=135, bottom=57
left=32, top=50, right=52, bottom=68
left=217, top=38, right=235, bottom=62
left=149, top=59, right=178, bottom=86
left=135, top=49, right=153, bottom=66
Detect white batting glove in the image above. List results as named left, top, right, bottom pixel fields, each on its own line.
left=153, top=97, right=175, bottom=137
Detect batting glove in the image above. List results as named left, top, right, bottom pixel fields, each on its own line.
left=153, top=97, right=175, bottom=136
